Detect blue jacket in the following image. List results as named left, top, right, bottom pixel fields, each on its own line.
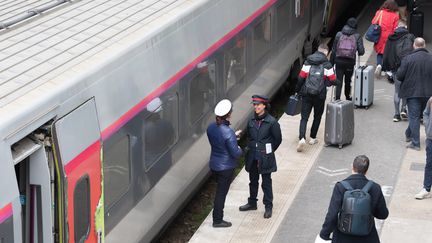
left=207, top=121, right=243, bottom=171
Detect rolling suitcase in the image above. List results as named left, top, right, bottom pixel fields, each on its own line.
left=324, top=88, right=355, bottom=149
left=409, top=10, right=424, bottom=37
left=354, top=65, right=374, bottom=109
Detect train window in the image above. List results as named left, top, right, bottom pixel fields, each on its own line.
left=276, top=0, right=291, bottom=39
left=252, top=14, right=271, bottom=65
left=189, top=61, right=216, bottom=124
left=104, top=135, right=130, bottom=209
left=143, top=94, right=179, bottom=170
left=74, top=175, right=90, bottom=243
left=224, top=37, right=246, bottom=91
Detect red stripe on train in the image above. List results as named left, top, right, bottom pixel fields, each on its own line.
left=0, top=203, right=12, bottom=224
left=101, top=0, right=277, bottom=141
left=64, top=141, right=101, bottom=175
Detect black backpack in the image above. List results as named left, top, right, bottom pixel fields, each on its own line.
left=338, top=180, right=374, bottom=236
left=395, top=34, right=414, bottom=66
left=304, top=64, right=325, bottom=95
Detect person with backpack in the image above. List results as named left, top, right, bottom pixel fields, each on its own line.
left=382, top=20, right=414, bottom=122
left=318, top=155, right=389, bottom=243
left=331, top=17, right=365, bottom=101
left=296, top=44, right=337, bottom=152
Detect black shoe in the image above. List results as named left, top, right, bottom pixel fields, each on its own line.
left=400, top=110, right=408, bottom=120
left=264, top=208, right=272, bottom=218
left=239, top=203, right=257, bottom=211
left=393, top=115, right=401, bottom=122
left=212, top=220, right=232, bottom=228
left=346, top=96, right=352, bottom=101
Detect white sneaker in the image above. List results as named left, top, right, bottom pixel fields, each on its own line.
left=297, top=138, right=306, bottom=152
left=309, top=138, right=318, bottom=145
left=375, top=65, right=382, bottom=78
left=415, top=188, right=431, bottom=200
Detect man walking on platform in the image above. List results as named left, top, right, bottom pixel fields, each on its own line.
left=239, top=95, right=282, bottom=219
left=415, top=97, right=432, bottom=199
left=382, top=19, right=414, bottom=122
left=331, top=17, right=365, bottom=101
left=318, top=155, right=389, bottom=243
left=397, top=38, right=432, bottom=150
left=296, top=44, right=337, bottom=152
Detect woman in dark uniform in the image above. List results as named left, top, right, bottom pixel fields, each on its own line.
left=207, top=99, right=243, bottom=227
left=239, top=95, right=282, bottom=218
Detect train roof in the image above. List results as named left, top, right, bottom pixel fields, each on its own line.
left=0, top=0, right=199, bottom=138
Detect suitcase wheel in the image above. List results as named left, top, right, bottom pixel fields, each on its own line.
left=354, top=105, right=358, bottom=109
left=324, top=143, right=329, bottom=147
left=365, top=106, right=369, bottom=110
left=338, top=144, right=343, bottom=149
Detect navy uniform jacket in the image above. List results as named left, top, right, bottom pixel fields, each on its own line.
left=320, top=174, right=389, bottom=243
left=245, top=113, right=282, bottom=174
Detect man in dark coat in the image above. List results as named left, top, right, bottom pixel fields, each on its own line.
left=331, top=17, right=365, bottom=100
left=239, top=95, right=282, bottom=219
left=319, top=155, right=389, bottom=243
left=382, top=20, right=414, bottom=121
left=296, top=44, right=337, bottom=152
left=397, top=37, right=432, bottom=150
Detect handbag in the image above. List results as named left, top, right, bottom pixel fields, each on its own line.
left=285, top=95, right=302, bottom=116
left=365, top=10, right=383, bottom=43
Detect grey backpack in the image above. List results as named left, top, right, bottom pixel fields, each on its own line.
left=338, top=180, right=374, bottom=236
left=304, top=64, right=325, bottom=95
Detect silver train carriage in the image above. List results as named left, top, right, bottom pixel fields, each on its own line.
left=0, top=0, right=331, bottom=242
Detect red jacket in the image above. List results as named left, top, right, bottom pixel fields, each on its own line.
left=372, top=9, right=399, bottom=54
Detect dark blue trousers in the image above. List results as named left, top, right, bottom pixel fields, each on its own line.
left=248, top=160, right=273, bottom=209
left=212, top=169, right=234, bottom=223
left=406, top=97, right=428, bottom=147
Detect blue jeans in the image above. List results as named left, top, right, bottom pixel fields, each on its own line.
left=377, top=54, right=383, bottom=66
left=405, top=97, right=429, bottom=147
left=424, top=139, right=432, bottom=191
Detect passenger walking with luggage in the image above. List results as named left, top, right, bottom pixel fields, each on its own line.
left=415, top=97, right=432, bottom=199
left=397, top=38, right=432, bottom=150
left=382, top=20, right=414, bottom=122
left=206, top=99, right=243, bottom=227
left=239, top=95, right=282, bottom=219
left=331, top=17, right=365, bottom=101
left=296, top=44, right=337, bottom=152
left=318, top=155, right=389, bottom=243
left=372, top=0, right=399, bottom=78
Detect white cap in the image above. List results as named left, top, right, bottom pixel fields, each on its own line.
left=147, top=97, right=162, bottom=113
left=214, top=99, right=232, bottom=117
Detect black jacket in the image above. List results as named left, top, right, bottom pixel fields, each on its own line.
left=397, top=48, right=432, bottom=98
left=331, top=25, right=365, bottom=66
left=320, top=174, right=389, bottom=243
left=245, top=113, right=282, bottom=174
left=382, top=27, right=414, bottom=72
left=296, top=51, right=337, bottom=100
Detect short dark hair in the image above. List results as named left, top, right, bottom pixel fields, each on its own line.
left=353, top=155, right=370, bottom=174
left=381, top=0, right=399, bottom=12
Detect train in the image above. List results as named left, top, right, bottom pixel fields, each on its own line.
left=0, top=0, right=355, bottom=242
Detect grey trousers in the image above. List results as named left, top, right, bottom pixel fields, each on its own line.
left=394, top=78, right=407, bottom=116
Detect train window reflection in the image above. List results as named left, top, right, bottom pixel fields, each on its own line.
left=224, top=37, right=246, bottom=91
left=276, top=0, right=291, bottom=39
left=252, top=14, right=271, bottom=64
left=143, top=94, right=178, bottom=170
left=104, top=135, right=130, bottom=209
left=189, top=61, right=216, bottom=124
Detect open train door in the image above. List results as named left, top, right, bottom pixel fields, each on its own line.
left=52, top=98, right=104, bottom=243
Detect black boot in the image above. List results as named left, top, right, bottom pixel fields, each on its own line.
left=213, top=220, right=232, bottom=228
left=239, top=203, right=257, bottom=211
left=264, top=208, right=272, bottom=218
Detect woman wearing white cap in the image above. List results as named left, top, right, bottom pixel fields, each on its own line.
left=206, top=99, right=243, bottom=228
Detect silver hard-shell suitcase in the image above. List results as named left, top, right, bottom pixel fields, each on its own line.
left=354, top=65, right=374, bottom=109
left=324, top=99, right=355, bottom=149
